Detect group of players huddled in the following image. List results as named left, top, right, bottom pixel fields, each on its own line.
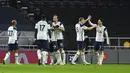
left=2, top=14, right=110, bottom=66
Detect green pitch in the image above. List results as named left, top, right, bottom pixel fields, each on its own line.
left=0, top=64, right=130, bottom=73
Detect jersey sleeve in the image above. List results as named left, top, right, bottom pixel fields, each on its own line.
left=60, top=23, right=64, bottom=28
left=35, top=22, right=39, bottom=29
left=60, top=23, right=65, bottom=28
left=7, top=27, right=10, bottom=36
left=60, top=22, right=65, bottom=31
left=47, top=24, right=51, bottom=29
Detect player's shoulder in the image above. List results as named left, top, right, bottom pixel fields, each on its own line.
left=35, top=20, right=41, bottom=25
left=37, top=20, right=47, bottom=25
left=75, top=23, right=79, bottom=26
left=75, top=23, right=80, bottom=27
left=37, top=20, right=43, bottom=24
left=102, top=25, right=106, bottom=29
left=57, top=21, right=63, bottom=25
left=8, top=26, right=17, bottom=31
left=52, top=21, right=63, bottom=26
left=13, top=26, right=17, bottom=30
left=59, top=21, right=63, bottom=25
left=8, top=26, right=13, bottom=30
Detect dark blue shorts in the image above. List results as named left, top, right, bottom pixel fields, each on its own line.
left=94, top=41, right=104, bottom=51
left=77, top=41, right=85, bottom=50
left=49, top=41, right=58, bottom=52
left=57, top=40, right=64, bottom=49
left=8, top=43, right=18, bottom=51
left=36, top=40, right=49, bottom=51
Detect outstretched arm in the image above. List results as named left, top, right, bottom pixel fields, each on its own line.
left=83, top=25, right=97, bottom=31
left=88, top=20, right=97, bottom=26
left=82, top=15, right=92, bottom=24
left=86, top=25, right=97, bottom=30
left=87, top=15, right=97, bottom=26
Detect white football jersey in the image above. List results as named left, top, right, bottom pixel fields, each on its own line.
left=8, top=26, right=17, bottom=44
left=96, top=25, right=107, bottom=42
left=35, top=20, right=50, bottom=40
left=75, top=23, right=88, bottom=41
left=52, top=22, right=64, bottom=40
left=50, top=29, right=57, bottom=41
left=89, top=21, right=110, bottom=44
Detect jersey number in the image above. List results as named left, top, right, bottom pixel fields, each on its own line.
left=8, top=30, right=13, bottom=36
left=40, top=25, right=45, bottom=31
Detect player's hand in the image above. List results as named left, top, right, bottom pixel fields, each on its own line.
left=53, top=25, right=59, bottom=29
left=55, top=25, right=59, bottom=28
left=93, top=24, right=97, bottom=27
left=87, top=15, right=91, bottom=20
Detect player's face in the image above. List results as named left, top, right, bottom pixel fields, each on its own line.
left=98, top=20, right=102, bottom=26
left=53, top=16, right=58, bottom=22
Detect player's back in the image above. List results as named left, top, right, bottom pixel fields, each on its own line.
left=8, top=26, right=17, bottom=44
left=75, top=23, right=85, bottom=41
left=35, top=20, right=50, bottom=40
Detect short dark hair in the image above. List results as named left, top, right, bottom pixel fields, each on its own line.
left=41, top=14, right=46, bottom=20
left=98, top=18, right=103, bottom=21
left=79, top=17, right=84, bottom=22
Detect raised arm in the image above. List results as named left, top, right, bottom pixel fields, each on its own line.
left=87, top=15, right=97, bottom=26
left=88, top=20, right=97, bottom=26
left=82, top=15, right=91, bottom=24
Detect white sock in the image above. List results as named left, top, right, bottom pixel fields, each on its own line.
left=4, top=52, right=10, bottom=61
left=81, top=52, right=87, bottom=63
left=99, top=52, right=104, bottom=65
left=45, top=51, right=48, bottom=64
left=50, top=52, right=55, bottom=64
left=72, top=50, right=80, bottom=63
left=41, top=51, right=47, bottom=64
left=55, top=50, right=62, bottom=64
left=96, top=52, right=100, bottom=64
left=37, top=49, right=42, bottom=60
left=61, top=50, right=66, bottom=64
left=15, top=53, right=19, bottom=63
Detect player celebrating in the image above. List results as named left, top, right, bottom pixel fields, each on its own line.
left=35, top=14, right=50, bottom=66
left=3, top=20, right=21, bottom=65
left=47, top=21, right=57, bottom=65
left=72, top=17, right=96, bottom=65
left=88, top=15, right=110, bottom=65
left=52, top=15, right=66, bottom=65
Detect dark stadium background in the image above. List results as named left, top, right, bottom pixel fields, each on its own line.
left=0, top=0, right=129, bottom=50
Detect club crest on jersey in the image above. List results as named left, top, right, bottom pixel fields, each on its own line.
left=97, top=30, right=102, bottom=33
